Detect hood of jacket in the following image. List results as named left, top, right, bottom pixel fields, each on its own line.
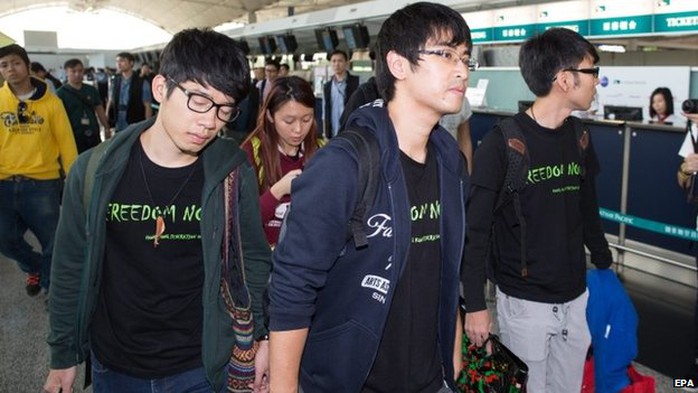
left=345, top=99, right=466, bottom=182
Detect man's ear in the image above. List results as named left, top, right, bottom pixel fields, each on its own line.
left=151, top=75, right=167, bottom=102
left=386, top=50, right=409, bottom=81
left=551, top=70, right=569, bottom=93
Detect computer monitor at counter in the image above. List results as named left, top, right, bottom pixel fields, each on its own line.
left=603, top=105, right=643, bottom=121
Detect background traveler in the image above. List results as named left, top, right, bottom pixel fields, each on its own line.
left=0, top=43, right=77, bottom=297
left=241, top=76, right=323, bottom=247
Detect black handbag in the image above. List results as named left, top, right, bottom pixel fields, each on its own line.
left=457, top=333, right=529, bottom=393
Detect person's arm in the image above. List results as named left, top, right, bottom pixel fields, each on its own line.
left=45, top=153, right=91, bottom=389
left=452, top=307, right=463, bottom=380
left=95, top=104, right=110, bottom=139
left=269, top=329, right=309, bottom=393
left=456, top=119, right=473, bottom=174
left=143, top=80, right=153, bottom=119
left=462, top=184, right=496, bottom=347
left=52, top=101, right=78, bottom=175
left=252, top=340, right=270, bottom=393
left=238, top=164, right=273, bottom=341
left=462, top=129, right=504, bottom=347
left=43, top=367, right=77, bottom=393
left=580, top=141, right=612, bottom=269
left=268, top=142, right=360, bottom=388
left=679, top=154, right=698, bottom=188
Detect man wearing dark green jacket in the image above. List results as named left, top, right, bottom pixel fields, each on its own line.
left=44, top=29, right=271, bottom=393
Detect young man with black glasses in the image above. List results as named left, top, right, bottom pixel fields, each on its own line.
left=44, top=29, right=271, bottom=393
left=0, top=43, right=77, bottom=298
left=269, top=3, right=471, bottom=392
left=462, top=27, right=612, bottom=392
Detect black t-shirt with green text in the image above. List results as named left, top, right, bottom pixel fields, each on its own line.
left=363, top=144, right=443, bottom=393
left=91, top=141, right=205, bottom=378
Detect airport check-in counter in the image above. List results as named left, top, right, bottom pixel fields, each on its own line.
left=471, top=109, right=696, bottom=286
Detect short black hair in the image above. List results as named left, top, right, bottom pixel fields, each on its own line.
left=328, top=50, right=348, bottom=62
left=519, top=28, right=599, bottom=97
left=0, top=44, right=30, bottom=66
left=64, top=58, right=83, bottom=70
left=159, top=28, right=250, bottom=104
left=116, top=52, right=135, bottom=63
left=280, top=64, right=290, bottom=71
left=264, top=59, right=280, bottom=70
left=375, top=2, right=471, bottom=102
left=30, top=62, right=47, bottom=73
left=649, top=87, right=674, bottom=118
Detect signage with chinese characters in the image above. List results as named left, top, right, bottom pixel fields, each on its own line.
left=537, top=1, right=590, bottom=35
left=460, top=0, right=698, bottom=45
left=589, top=15, right=653, bottom=35
left=492, top=6, right=537, bottom=42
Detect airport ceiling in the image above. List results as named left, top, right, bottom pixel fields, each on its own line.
left=0, top=0, right=369, bottom=33
left=1, top=0, right=695, bottom=52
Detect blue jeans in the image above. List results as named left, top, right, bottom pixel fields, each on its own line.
left=92, top=354, right=217, bottom=393
left=0, top=178, right=62, bottom=290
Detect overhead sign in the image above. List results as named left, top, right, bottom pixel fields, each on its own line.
left=589, top=15, right=653, bottom=36
left=462, top=0, right=698, bottom=45
left=462, top=10, right=494, bottom=43
left=654, top=11, right=698, bottom=33
left=536, top=1, right=590, bottom=35
left=493, top=6, right=537, bottom=42
left=589, top=0, right=654, bottom=36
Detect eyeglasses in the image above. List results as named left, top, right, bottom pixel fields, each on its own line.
left=168, top=78, right=240, bottom=122
left=556, top=67, right=600, bottom=80
left=17, top=101, right=28, bottom=123
left=417, top=48, right=479, bottom=71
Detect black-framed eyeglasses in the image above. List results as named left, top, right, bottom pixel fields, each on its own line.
left=168, top=78, right=240, bottom=122
left=17, top=101, right=28, bottom=123
left=417, top=48, right=480, bottom=72
left=554, top=67, right=600, bottom=81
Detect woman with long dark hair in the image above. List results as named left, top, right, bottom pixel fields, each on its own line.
left=649, top=87, right=676, bottom=124
left=241, top=76, right=324, bottom=246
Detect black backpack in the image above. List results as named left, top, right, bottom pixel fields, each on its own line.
left=491, top=116, right=589, bottom=278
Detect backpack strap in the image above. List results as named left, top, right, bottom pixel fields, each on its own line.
left=334, top=127, right=381, bottom=249
left=82, top=139, right=112, bottom=215
left=494, top=117, right=530, bottom=277
left=571, top=117, right=589, bottom=179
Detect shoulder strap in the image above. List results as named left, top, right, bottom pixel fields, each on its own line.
left=494, top=117, right=530, bottom=277
left=334, top=127, right=381, bottom=249
left=82, top=140, right=112, bottom=215
left=250, top=137, right=265, bottom=188
left=495, top=117, right=530, bottom=213
left=221, top=167, right=251, bottom=309
left=571, top=118, right=589, bottom=179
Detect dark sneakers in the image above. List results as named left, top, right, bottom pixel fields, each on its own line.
left=25, top=273, right=41, bottom=297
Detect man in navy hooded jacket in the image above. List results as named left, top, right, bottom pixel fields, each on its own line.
left=268, top=3, right=473, bottom=393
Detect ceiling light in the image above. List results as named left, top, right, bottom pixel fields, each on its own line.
left=598, top=44, right=626, bottom=53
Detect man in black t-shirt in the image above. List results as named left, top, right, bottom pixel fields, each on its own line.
left=462, top=28, right=613, bottom=393
left=269, top=3, right=472, bottom=393
left=44, top=29, right=271, bottom=393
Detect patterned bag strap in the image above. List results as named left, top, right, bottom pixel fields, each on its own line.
left=221, top=167, right=257, bottom=393
left=221, top=167, right=249, bottom=316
